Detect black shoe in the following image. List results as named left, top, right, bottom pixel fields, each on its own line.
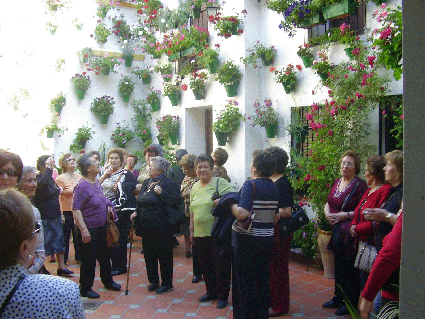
left=40, top=265, right=50, bottom=275
left=186, top=251, right=192, bottom=258
left=335, top=306, right=349, bottom=316
left=199, top=293, right=218, bottom=302
left=173, top=237, right=179, bottom=247
left=57, top=268, right=74, bottom=276
left=148, top=283, right=160, bottom=292
left=323, top=297, right=343, bottom=309
left=156, top=286, right=174, bottom=294
left=80, top=289, right=100, bottom=299
left=104, top=282, right=121, bottom=291
left=192, top=275, right=202, bottom=283
left=111, top=267, right=127, bottom=276
left=140, top=250, right=144, bottom=254
left=217, top=300, right=228, bottom=309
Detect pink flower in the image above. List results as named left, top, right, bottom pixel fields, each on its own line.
left=344, top=74, right=348, bottom=78
left=304, top=174, right=311, bottom=182
left=380, top=27, right=392, bottom=40
left=381, top=3, right=387, bottom=9
left=400, top=115, right=404, bottom=120
left=306, top=113, right=313, bottom=121
left=382, top=111, right=386, bottom=115
left=328, top=129, right=334, bottom=136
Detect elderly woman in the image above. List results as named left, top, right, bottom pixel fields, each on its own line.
left=322, top=150, right=368, bottom=316
left=266, top=147, right=294, bottom=317
left=190, top=153, right=231, bottom=308
left=212, top=147, right=231, bottom=183
left=17, top=166, right=46, bottom=275
left=33, top=155, right=73, bottom=277
left=56, top=153, right=81, bottom=264
left=72, top=154, right=121, bottom=298
left=137, top=145, right=160, bottom=185
left=180, top=154, right=202, bottom=276
left=0, top=189, right=85, bottom=318
left=349, top=155, right=392, bottom=290
left=126, top=154, right=140, bottom=179
left=230, top=150, right=281, bottom=319
left=99, top=148, right=137, bottom=276
left=131, top=156, right=183, bottom=294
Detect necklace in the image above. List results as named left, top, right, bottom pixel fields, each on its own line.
left=65, top=172, right=79, bottom=183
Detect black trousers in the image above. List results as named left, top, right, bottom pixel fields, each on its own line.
left=195, top=236, right=218, bottom=296
left=109, top=210, right=132, bottom=271
left=334, top=248, right=360, bottom=307
left=192, top=244, right=202, bottom=277
left=142, top=234, right=173, bottom=287
left=79, top=224, right=113, bottom=291
left=63, top=211, right=80, bottom=263
left=214, top=242, right=232, bottom=301
left=232, top=243, right=272, bottom=319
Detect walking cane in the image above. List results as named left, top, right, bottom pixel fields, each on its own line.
left=125, top=220, right=135, bottom=295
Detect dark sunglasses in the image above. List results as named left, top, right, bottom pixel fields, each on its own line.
left=0, top=168, right=19, bottom=177
left=31, top=222, right=42, bottom=236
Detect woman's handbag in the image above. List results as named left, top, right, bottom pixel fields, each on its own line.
left=279, top=204, right=310, bottom=236
left=354, top=240, right=378, bottom=272
left=233, top=180, right=256, bottom=232
left=106, top=206, right=120, bottom=248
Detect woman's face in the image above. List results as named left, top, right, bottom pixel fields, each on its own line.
left=340, top=156, right=356, bottom=179
left=127, top=157, right=136, bottom=169
left=364, top=164, right=375, bottom=187
left=196, top=161, right=213, bottom=182
left=64, top=156, right=76, bottom=171
left=88, top=157, right=101, bottom=175
left=108, top=153, right=122, bottom=171
left=149, top=160, right=163, bottom=178
left=145, top=152, right=155, bottom=164
left=18, top=172, right=37, bottom=198
left=0, top=161, right=19, bottom=190
left=183, top=166, right=197, bottom=178
left=384, top=160, right=401, bottom=186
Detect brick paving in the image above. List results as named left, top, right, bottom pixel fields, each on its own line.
left=45, top=237, right=351, bottom=319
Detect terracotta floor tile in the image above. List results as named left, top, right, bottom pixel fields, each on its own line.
left=115, top=294, right=146, bottom=305
left=295, top=272, right=326, bottom=283
left=121, top=307, right=158, bottom=319
left=196, top=304, right=230, bottom=317
left=140, top=298, right=173, bottom=309
left=151, top=313, right=186, bottom=319
left=295, top=283, right=330, bottom=295
left=167, top=302, right=200, bottom=313
left=94, top=303, right=130, bottom=316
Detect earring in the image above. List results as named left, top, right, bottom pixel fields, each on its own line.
left=27, top=255, right=32, bottom=259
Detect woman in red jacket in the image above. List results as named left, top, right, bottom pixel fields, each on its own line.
left=349, top=155, right=391, bottom=290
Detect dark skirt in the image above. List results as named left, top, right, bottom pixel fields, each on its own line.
left=42, top=217, right=65, bottom=255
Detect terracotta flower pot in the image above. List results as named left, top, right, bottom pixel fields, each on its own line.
left=317, top=229, right=335, bottom=279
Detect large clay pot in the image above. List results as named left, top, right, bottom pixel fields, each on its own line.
left=317, top=229, right=335, bottom=279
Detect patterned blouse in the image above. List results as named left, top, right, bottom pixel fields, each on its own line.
left=212, top=165, right=231, bottom=183
left=180, top=176, right=199, bottom=217
left=0, top=265, right=85, bottom=318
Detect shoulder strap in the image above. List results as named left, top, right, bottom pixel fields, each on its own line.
left=0, top=274, right=25, bottom=316
left=341, top=179, right=360, bottom=211
left=216, top=177, right=219, bottom=194
left=250, top=179, right=256, bottom=212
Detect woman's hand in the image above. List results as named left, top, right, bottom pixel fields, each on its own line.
left=81, top=229, right=91, bottom=243
left=350, top=225, right=358, bottom=237
left=45, top=157, right=55, bottom=169
left=358, top=297, right=373, bottom=319
left=130, top=212, right=137, bottom=222
left=154, top=185, right=162, bottom=195
left=327, top=212, right=349, bottom=225
left=189, top=230, right=194, bottom=245
left=363, top=208, right=388, bottom=222
left=104, top=167, right=113, bottom=178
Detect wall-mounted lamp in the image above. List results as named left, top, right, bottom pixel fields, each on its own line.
left=206, top=6, right=219, bottom=17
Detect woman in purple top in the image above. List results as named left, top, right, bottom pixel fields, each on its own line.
left=72, top=154, right=121, bottom=299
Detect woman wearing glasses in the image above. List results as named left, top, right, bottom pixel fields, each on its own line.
left=0, top=189, right=85, bottom=318
left=56, top=153, right=81, bottom=264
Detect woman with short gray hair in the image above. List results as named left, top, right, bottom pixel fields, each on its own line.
left=131, top=156, right=183, bottom=294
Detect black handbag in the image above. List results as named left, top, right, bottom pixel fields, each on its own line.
left=279, top=204, right=310, bottom=236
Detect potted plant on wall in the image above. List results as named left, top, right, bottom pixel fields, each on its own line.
left=163, top=81, right=181, bottom=106
left=216, top=60, right=242, bottom=97
left=274, top=64, right=298, bottom=94
left=155, top=114, right=180, bottom=145
left=312, top=51, right=333, bottom=82
left=321, top=0, right=357, bottom=20
left=197, top=46, right=220, bottom=74
left=94, top=22, right=111, bottom=44
left=90, top=55, right=121, bottom=75
left=212, top=100, right=244, bottom=146
left=132, top=99, right=153, bottom=144
left=248, top=98, right=280, bottom=138
left=118, top=76, right=135, bottom=102
left=190, top=0, right=204, bottom=19
left=242, top=41, right=276, bottom=67
left=121, top=39, right=136, bottom=67
left=111, top=121, right=135, bottom=148
left=132, top=66, right=153, bottom=84
left=69, top=125, right=95, bottom=153
left=146, top=88, right=161, bottom=111
left=97, top=2, right=112, bottom=19
left=209, top=12, right=244, bottom=38
left=78, top=47, right=93, bottom=63
left=90, top=95, right=115, bottom=124
left=154, top=62, right=173, bottom=82
left=339, top=23, right=357, bottom=59
left=40, top=113, right=64, bottom=138
left=297, top=43, right=314, bottom=68
left=50, top=92, right=66, bottom=115
left=189, top=71, right=208, bottom=100
left=71, top=73, right=91, bottom=100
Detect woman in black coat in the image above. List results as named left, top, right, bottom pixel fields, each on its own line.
left=131, top=156, right=183, bottom=294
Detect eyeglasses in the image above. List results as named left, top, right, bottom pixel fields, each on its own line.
left=31, top=222, right=42, bottom=236
left=0, top=168, right=20, bottom=177
left=66, top=158, right=76, bottom=162
left=341, top=162, right=354, bottom=167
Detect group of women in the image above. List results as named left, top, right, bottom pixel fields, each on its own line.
left=323, top=150, right=403, bottom=318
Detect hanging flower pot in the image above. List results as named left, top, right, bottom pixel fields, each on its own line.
left=282, top=81, right=295, bottom=94
left=54, top=105, right=63, bottom=114
left=192, top=6, right=201, bottom=19
left=102, top=67, right=110, bottom=75
left=224, top=82, right=239, bottom=97
left=76, top=89, right=86, bottom=100
left=215, top=131, right=229, bottom=146
left=298, top=12, right=326, bottom=28
left=182, top=46, right=196, bottom=58
left=123, top=54, right=134, bottom=67
left=259, top=54, right=273, bottom=66
left=163, top=76, right=171, bottom=83
left=231, top=23, right=239, bottom=35
left=150, top=100, right=160, bottom=112
left=100, top=114, right=110, bottom=124
left=152, top=52, right=161, bottom=59
left=78, top=139, right=88, bottom=148
left=344, top=47, right=354, bottom=60
left=322, top=0, right=357, bottom=20
left=168, top=92, right=180, bottom=106
left=169, top=133, right=178, bottom=145
left=141, top=74, right=152, bottom=84
left=168, top=52, right=181, bottom=62
left=121, top=93, right=131, bottom=102
left=47, top=130, right=54, bottom=138
left=208, top=58, right=219, bottom=74
left=301, top=54, right=314, bottom=68
left=318, top=71, right=329, bottom=81
left=192, top=90, right=204, bottom=100
left=265, top=123, right=278, bottom=138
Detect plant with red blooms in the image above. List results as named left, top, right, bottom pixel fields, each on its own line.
left=156, top=114, right=180, bottom=136
left=136, top=0, right=163, bottom=27
left=156, top=26, right=209, bottom=56
left=132, top=66, right=153, bottom=80
left=71, top=73, right=91, bottom=90
left=296, top=43, right=313, bottom=57
left=163, top=77, right=183, bottom=97
left=312, top=51, right=332, bottom=76
left=197, top=47, right=220, bottom=67
left=112, top=15, right=133, bottom=40
left=274, top=64, right=297, bottom=86
left=189, top=71, right=209, bottom=93
left=97, top=2, right=112, bottom=19
left=242, top=41, right=276, bottom=67
left=209, top=12, right=244, bottom=38
left=94, top=23, right=111, bottom=44
left=90, top=95, right=115, bottom=116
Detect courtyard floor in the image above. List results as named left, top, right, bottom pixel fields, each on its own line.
left=45, top=237, right=351, bottom=319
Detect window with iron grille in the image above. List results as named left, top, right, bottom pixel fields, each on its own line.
left=379, top=95, right=403, bottom=154
left=290, top=106, right=315, bottom=156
